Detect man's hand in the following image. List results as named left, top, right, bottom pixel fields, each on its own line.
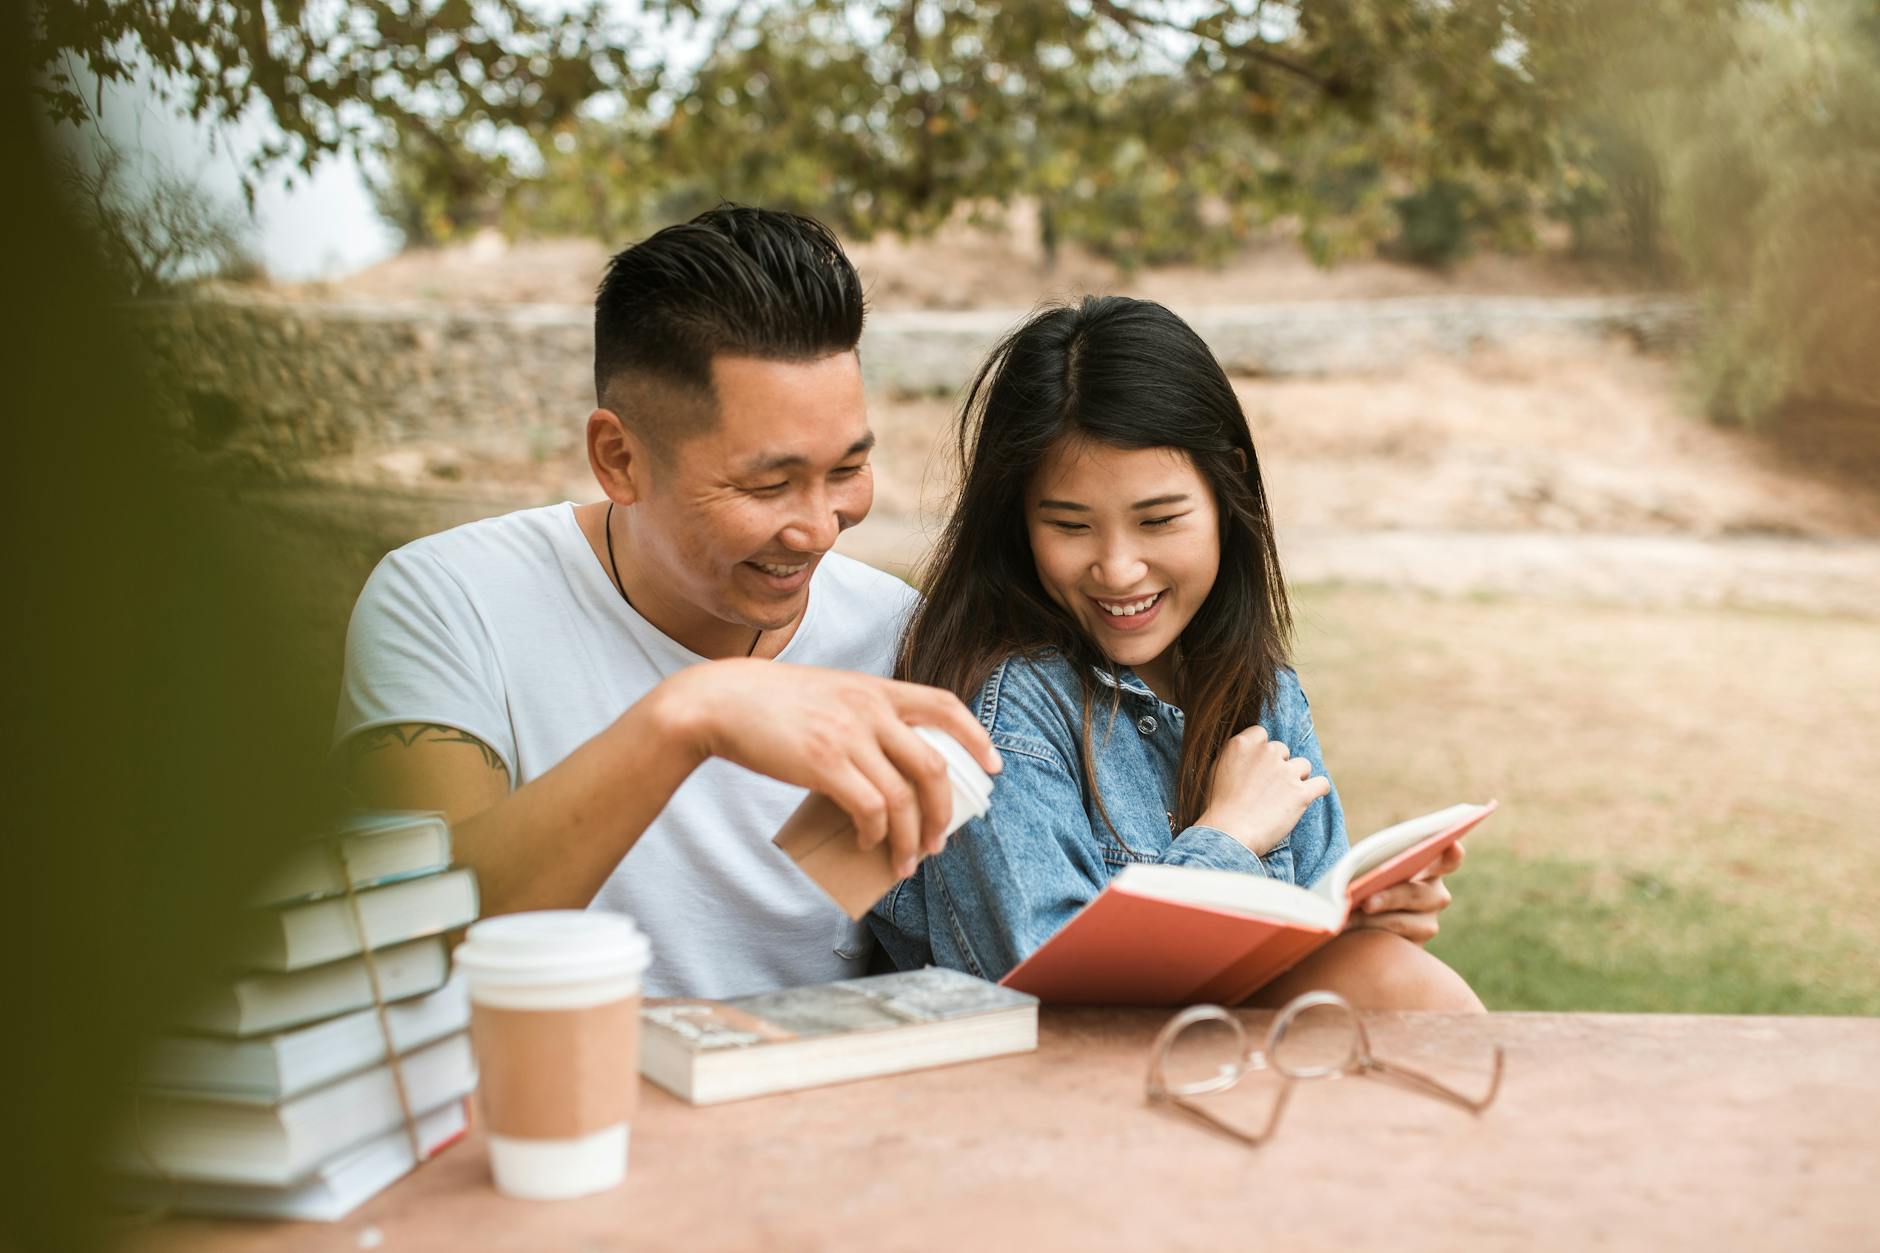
left=1345, top=841, right=1466, bottom=945
left=652, top=660, right=1002, bottom=878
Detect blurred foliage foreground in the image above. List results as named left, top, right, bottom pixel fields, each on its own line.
left=31, top=0, right=1880, bottom=425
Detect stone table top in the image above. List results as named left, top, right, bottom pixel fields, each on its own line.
left=115, top=1008, right=1880, bottom=1253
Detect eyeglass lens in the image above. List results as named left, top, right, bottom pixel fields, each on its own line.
left=1266, top=992, right=1366, bottom=1078
left=1152, top=1007, right=1247, bottom=1096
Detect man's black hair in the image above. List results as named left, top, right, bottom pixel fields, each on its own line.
left=593, top=205, right=866, bottom=444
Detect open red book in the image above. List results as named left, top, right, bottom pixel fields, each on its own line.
left=999, top=801, right=1497, bottom=1005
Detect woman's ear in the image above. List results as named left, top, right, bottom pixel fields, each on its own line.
left=587, top=407, right=645, bottom=506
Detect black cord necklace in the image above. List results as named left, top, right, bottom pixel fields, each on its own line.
left=606, top=501, right=763, bottom=658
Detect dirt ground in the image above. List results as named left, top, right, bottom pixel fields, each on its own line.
left=278, top=221, right=1880, bottom=600
left=295, top=332, right=1880, bottom=617
left=292, top=208, right=1645, bottom=311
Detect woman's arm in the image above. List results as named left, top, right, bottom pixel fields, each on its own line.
left=884, top=726, right=1304, bottom=982
left=883, top=736, right=1120, bottom=981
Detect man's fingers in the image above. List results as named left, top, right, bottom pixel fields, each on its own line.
left=821, top=762, right=890, bottom=854
left=889, top=682, right=1002, bottom=775
left=879, top=719, right=954, bottom=856
left=850, top=743, right=923, bottom=878
left=1361, top=879, right=1452, bottom=915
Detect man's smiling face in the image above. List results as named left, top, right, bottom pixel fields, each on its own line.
left=628, top=351, right=875, bottom=637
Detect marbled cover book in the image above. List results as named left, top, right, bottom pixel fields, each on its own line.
left=644, top=967, right=1037, bottom=1055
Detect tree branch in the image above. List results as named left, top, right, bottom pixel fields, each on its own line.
left=1088, top=0, right=1338, bottom=94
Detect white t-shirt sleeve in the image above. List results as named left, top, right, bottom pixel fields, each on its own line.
left=333, top=547, right=518, bottom=783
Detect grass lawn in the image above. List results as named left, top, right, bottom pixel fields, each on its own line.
left=1292, top=585, right=1880, bottom=1015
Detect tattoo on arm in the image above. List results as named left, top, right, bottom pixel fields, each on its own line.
left=350, top=723, right=506, bottom=774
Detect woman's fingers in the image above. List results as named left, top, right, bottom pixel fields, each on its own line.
left=1362, top=878, right=1452, bottom=916
left=1410, top=841, right=1467, bottom=884
left=1349, top=910, right=1442, bottom=944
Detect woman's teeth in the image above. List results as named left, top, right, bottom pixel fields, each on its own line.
left=754, top=561, right=808, bottom=577
left=1100, top=592, right=1163, bottom=616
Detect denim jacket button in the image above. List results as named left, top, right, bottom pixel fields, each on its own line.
left=1136, top=714, right=1157, bottom=735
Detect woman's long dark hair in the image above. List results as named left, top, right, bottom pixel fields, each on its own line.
left=897, top=295, right=1293, bottom=833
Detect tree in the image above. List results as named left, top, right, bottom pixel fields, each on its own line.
left=29, top=0, right=635, bottom=204
left=384, top=0, right=1563, bottom=267
left=57, top=133, right=257, bottom=295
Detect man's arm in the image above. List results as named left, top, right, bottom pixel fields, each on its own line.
left=343, top=659, right=1001, bottom=918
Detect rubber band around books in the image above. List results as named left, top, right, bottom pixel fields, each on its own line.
left=332, top=841, right=430, bottom=1167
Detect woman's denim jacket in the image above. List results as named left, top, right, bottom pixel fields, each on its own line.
left=868, top=652, right=1350, bottom=983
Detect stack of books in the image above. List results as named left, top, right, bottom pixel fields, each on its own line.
left=108, top=812, right=481, bottom=1221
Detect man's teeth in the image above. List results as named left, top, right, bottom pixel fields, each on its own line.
left=754, top=561, right=809, bottom=577
left=1101, top=593, right=1163, bottom=616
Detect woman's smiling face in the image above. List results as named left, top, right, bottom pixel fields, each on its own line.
left=1025, top=437, right=1221, bottom=693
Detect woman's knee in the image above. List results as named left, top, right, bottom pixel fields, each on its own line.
left=1255, top=930, right=1486, bottom=1013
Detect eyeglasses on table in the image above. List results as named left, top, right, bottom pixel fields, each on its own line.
left=1145, top=989, right=1505, bottom=1147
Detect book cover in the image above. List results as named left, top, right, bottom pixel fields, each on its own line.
left=642, top=967, right=1037, bottom=1104
left=248, top=811, right=452, bottom=908
left=176, top=936, right=450, bottom=1037
left=108, top=1099, right=469, bottom=1222
left=143, top=975, right=470, bottom=1100
left=108, top=1033, right=477, bottom=1185
left=238, top=867, right=479, bottom=972
left=1000, top=802, right=1496, bottom=1006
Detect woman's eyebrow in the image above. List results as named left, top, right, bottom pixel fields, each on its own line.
left=1132, top=493, right=1189, bottom=509
left=1036, top=498, right=1090, bottom=512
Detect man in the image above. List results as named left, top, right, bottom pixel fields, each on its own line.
left=336, top=206, right=999, bottom=998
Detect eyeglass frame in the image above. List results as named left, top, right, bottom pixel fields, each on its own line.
left=1144, top=990, right=1505, bottom=1147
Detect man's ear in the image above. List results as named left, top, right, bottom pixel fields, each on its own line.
left=587, top=407, right=649, bottom=506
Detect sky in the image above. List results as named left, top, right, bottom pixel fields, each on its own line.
left=67, top=74, right=399, bottom=282
left=57, top=0, right=720, bottom=283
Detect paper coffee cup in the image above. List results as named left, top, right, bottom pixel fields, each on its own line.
left=911, top=725, right=996, bottom=827
left=774, top=724, right=996, bottom=919
left=454, top=911, right=651, bottom=1200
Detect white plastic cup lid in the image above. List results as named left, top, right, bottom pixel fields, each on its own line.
left=912, top=725, right=995, bottom=818
left=454, top=910, right=651, bottom=989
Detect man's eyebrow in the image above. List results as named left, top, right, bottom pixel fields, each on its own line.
left=739, top=433, right=876, bottom=475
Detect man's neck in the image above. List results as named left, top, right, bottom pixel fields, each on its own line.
left=577, top=501, right=798, bottom=661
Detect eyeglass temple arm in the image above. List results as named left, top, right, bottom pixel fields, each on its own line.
left=1365, top=1043, right=1505, bottom=1114
left=1159, top=1080, right=1296, bottom=1149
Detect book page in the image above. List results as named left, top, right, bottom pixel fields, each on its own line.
left=1115, top=863, right=1343, bottom=931
left=1312, top=803, right=1491, bottom=907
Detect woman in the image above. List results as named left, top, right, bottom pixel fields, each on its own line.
left=870, top=296, right=1480, bottom=1010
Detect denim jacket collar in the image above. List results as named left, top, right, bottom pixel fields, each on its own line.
left=1091, top=665, right=1182, bottom=726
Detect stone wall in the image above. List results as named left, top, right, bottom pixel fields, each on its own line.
left=136, top=293, right=1700, bottom=467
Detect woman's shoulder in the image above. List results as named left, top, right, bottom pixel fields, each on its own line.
left=1261, top=665, right=1318, bottom=742
left=968, top=651, right=1085, bottom=754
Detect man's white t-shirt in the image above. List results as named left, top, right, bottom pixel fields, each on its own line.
left=334, top=502, right=919, bottom=999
